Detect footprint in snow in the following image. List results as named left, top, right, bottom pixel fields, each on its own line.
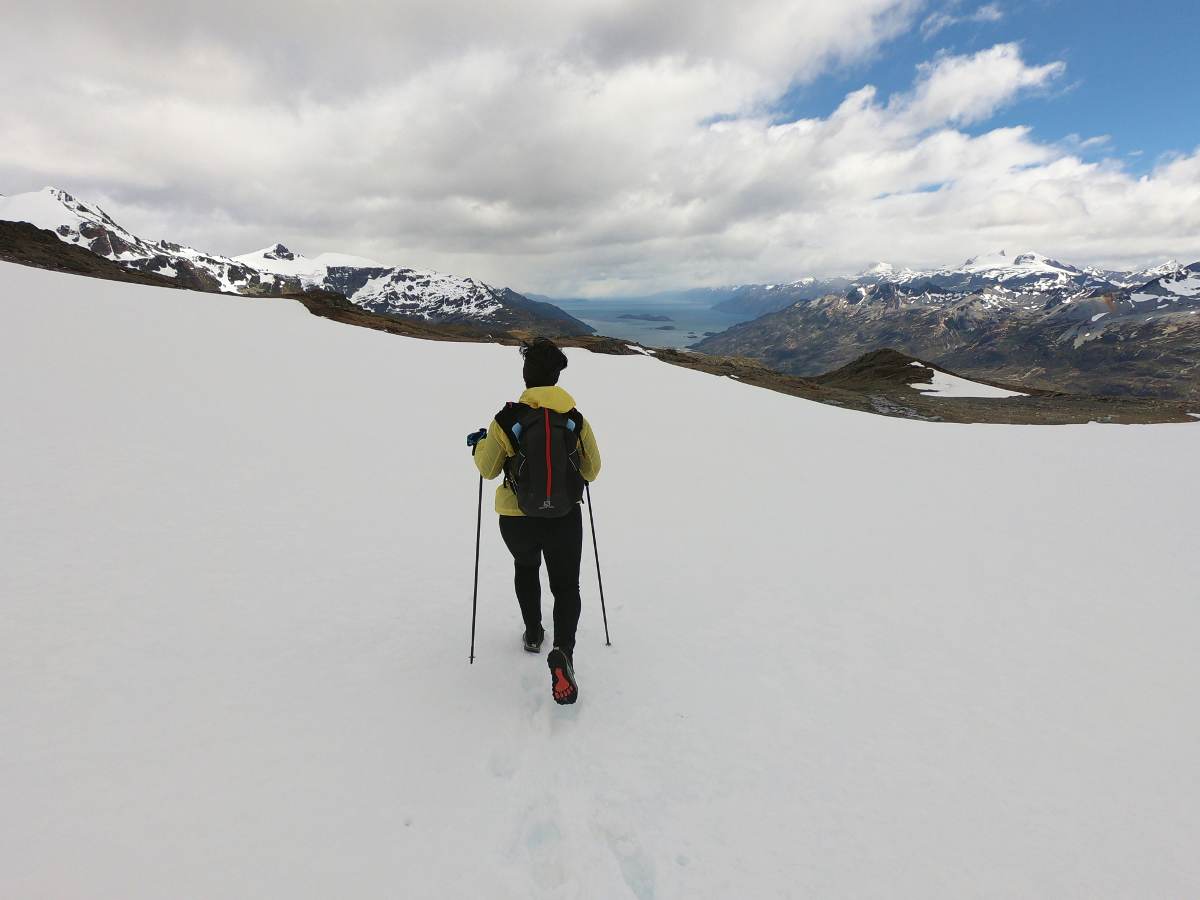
left=488, top=747, right=518, bottom=779
left=599, top=822, right=657, bottom=900
left=515, top=799, right=570, bottom=893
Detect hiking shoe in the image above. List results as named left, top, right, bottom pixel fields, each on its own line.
left=547, top=647, right=578, bottom=705
left=522, top=626, right=545, bottom=653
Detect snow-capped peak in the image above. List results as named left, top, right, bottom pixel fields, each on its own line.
left=961, top=249, right=1011, bottom=270
left=234, top=243, right=314, bottom=272
left=263, top=243, right=298, bottom=261
left=1139, top=259, right=1184, bottom=280
left=860, top=261, right=896, bottom=277
left=1, top=186, right=120, bottom=235
left=233, top=244, right=386, bottom=281
left=961, top=249, right=1069, bottom=271
left=0, top=186, right=160, bottom=261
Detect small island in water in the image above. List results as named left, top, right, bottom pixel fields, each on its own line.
left=618, top=313, right=673, bottom=322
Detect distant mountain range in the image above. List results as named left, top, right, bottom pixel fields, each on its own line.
left=695, top=250, right=1200, bottom=400
left=710, top=251, right=1186, bottom=319
left=0, top=187, right=591, bottom=336
left=4, top=187, right=1194, bottom=400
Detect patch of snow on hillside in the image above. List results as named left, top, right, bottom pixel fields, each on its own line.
left=1168, top=273, right=1200, bottom=296
left=912, top=369, right=1027, bottom=398
left=1131, top=274, right=1200, bottom=308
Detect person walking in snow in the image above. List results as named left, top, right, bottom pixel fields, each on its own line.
left=467, top=338, right=601, bottom=705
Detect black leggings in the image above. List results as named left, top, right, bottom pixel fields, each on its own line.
left=498, top=506, right=583, bottom=653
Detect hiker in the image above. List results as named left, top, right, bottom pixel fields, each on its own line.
left=467, top=338, right=601, bottom=705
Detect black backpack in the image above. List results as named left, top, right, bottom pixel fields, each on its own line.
left=495, top=402, right=587, bottom=517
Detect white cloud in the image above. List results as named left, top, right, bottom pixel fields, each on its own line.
left=922, top=2, right=1005, bottom=39
left=898, top=43, right=1064, bottom=129
left=1, top=3, right=1198, bottom=295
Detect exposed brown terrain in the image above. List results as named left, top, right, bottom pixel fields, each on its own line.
left=0, top=220, right=182, bottom=289
left=652, top=348, right=1196, bottom=425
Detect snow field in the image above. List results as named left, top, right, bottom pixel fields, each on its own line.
left=2, top=261, right=1199, bottom=899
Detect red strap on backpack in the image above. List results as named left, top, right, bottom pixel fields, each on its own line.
left=544, top=408, right=552, bottom=497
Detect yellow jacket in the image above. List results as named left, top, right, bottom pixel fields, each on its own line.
left=473, top=385, right=601, bottom=516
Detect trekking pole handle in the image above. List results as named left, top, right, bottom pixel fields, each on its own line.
left=467, top=428, right=487, bottom=451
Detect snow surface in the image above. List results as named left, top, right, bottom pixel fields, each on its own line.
left=911, top=368, right=1028, bottom=399
left=3, top=261, right=1200, bottom=899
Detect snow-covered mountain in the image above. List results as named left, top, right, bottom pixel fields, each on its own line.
left=0, top=187, right=294, bottom=294
left=232, top=241, right=518, bottom=322
left=713, top=249, right=1189, bottom=319
left=3, top=259, right=1199, bottom=898
left=0, top=187, right=591, bottom=334
left=1086, top=259, right=1186, bottom=288
left=0, top=186, right=156, bottom=259
left=697, top=251, right=1200, bottom=399
left=1128, top=262, right=1200, bottom=307
left=866, top=248, right=1168, bottom=293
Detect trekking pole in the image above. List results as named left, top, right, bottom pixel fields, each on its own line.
left=585, top=482, right=612, bottom=646
left=470, top=469, right=482, bottom=664
left=468, top=429, right=487, bottom=664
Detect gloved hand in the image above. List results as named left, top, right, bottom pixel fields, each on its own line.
left=466, top=428, right=488, bottom=449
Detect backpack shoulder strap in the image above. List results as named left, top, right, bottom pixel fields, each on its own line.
left=494, top=402, right=533, bottom=449
left=565, top=408, right=584, bottom=436
left=494, top=402, right=532, bottom=491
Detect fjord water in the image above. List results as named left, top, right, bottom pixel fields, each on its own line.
left=551, top=295, right=751, bottom=347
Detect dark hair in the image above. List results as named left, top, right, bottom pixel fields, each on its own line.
left=521, top=337, right=568, bottom=388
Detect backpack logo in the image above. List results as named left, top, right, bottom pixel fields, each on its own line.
left=539, top=499, right=555, bottom=510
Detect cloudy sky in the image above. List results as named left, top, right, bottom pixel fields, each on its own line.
left=3, top=0, right=1198, bottom=295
